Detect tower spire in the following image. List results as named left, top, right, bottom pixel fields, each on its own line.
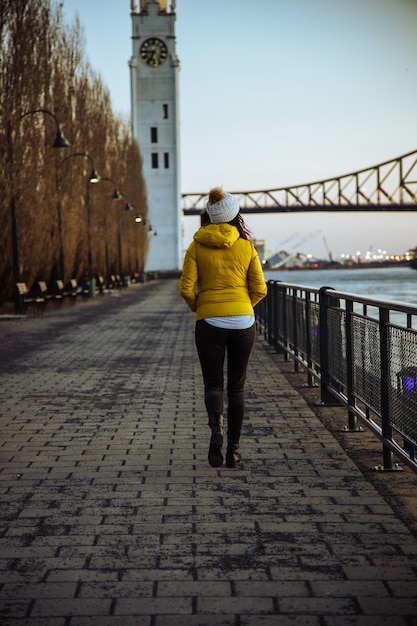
left=138, top=0, right=168, bottom=12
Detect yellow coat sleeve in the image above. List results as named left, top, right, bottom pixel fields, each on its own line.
left=247, top=248, right=268, bottom=307
left=179, top=242, right=198, bottom=312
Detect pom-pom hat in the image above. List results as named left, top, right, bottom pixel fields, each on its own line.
left=206, top=186, right=240, bottom=224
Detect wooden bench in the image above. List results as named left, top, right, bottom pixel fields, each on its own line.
left=15, top=283, right=44, bottom=315
left=132, top=272, right=145, bottom=283
left=109, top=274, right=122, bottom=289
left=78, top=279, right=90, bottom=298
left=50, top=280, right=67, bottom=306
left=36, top=281, right=62, bottom=308
left=96, top=276, right=106, bottom=294
left=64, top=278, right=79, bottom=303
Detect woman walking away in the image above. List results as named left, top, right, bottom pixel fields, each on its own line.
left=179, top=187, right=267, bottom=468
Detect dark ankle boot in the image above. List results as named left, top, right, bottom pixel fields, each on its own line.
left=226, top=443, right=240, bottom=468
left=208, top=414, right=224, bottom=467
left=226, top=415, right=243, bottom=468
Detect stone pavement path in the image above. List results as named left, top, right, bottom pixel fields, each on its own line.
left=0, top=279, right=417, bottom=626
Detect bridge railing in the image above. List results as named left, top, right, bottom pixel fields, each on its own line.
left=255, top=280, right=417, bottom=474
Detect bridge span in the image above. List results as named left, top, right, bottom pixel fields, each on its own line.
left=182, top=149, right=417, bottom=216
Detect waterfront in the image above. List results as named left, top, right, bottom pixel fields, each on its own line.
left=264, top=265, right=417, bottom=307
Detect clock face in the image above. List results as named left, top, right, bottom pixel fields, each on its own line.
left=140, top=38, right=168, bottom=67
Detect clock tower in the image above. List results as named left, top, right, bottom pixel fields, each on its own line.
left=129, top=0, right=182, bottom=273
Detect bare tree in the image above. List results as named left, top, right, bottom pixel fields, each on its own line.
left=0, top=0, right=148, bottom=304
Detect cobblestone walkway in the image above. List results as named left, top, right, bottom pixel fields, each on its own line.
left=1, top=280, right=417, bottom=625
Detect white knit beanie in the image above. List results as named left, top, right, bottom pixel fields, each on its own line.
left=206, top=188, right=240, bottom=224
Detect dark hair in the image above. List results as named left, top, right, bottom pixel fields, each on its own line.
left=228, top=213, right=253, bottom=241
left=200, top=210, right=211, bottom=226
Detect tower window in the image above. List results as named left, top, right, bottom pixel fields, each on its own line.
left=151, top=127, right=158, bottom=143
left=163, top=104, right=169, bottom=119
left=151, top=153, right=159, bottom=169
left=164, top=153, right=169, bottom=169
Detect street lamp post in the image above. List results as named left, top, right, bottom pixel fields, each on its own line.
left=121, top=201, right=138, bottom=282
left=100, top=177, right=124, bottom=286
left=58, top=152, right=100, bottom=296
left=6, top=109, right=70, bottom=313
left=116, top=194, right=134, bottom=279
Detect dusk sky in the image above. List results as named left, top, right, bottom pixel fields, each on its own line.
left=61, top=0, right=417, bottom=260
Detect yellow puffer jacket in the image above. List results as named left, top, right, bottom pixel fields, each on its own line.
left=179, top=223, right=267, bottom=321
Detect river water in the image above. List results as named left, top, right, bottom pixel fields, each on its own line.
left=264, top=265, right=417, bottom=308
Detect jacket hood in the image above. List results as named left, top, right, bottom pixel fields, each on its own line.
left=193, top=223, right=240, bottom=249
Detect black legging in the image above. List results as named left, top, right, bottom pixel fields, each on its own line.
left=194, top=320, right=256, bottom=442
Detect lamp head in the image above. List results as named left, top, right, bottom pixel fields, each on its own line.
left=52, top=130, right=71, bottom=148
left=89, top=169, right=100, bottom=183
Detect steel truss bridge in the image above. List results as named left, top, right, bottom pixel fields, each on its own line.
left=182, top=149, right=417, bottom=216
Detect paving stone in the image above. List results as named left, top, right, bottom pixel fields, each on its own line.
left=30, top=598, right=112, bottom=617
left=70, top=619, right=150, bottom=626
left=114, top=596, right=192, bottom=615
left=1, top=280, right=417, bottom=624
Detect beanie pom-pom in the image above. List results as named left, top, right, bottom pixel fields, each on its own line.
left=208, top=186, right=225, bottom=206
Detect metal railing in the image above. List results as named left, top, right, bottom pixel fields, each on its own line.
left=255, top=280, right=417, bottom=474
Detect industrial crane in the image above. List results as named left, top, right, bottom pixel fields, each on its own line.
left=322, top=236, right=333, bottom=263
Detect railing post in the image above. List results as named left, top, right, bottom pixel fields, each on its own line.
left=375, top=307, right=401, bottom=471
left=273, top=281, right=280, bottom=352
left=292, top=288, right=299, bottom=372
left=317, top=286, right=340, bottom=406
left=343, top=299, right=364, bottom=431
left=261, top=290, right=266, bottom=337
left=266, top=280, right=274, bottom=346
left=264, top=291, right=269, bottom=341
left=282, top=284, right=289, bottom=360
left=257, top=290, right=267, bottom=339
left=305, top=293, right=315, bottom=388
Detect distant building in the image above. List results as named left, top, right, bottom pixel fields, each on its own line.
left=254, top=239, right=266, bottom=261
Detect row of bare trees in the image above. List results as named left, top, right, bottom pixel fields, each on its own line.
left=0, top=0, right=148, bottom=305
